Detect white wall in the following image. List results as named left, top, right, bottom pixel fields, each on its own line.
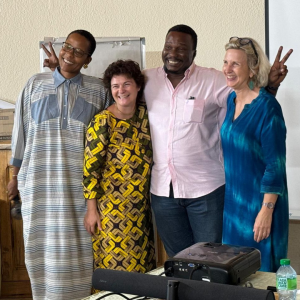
left=0, top=0, right=265, bottom=103
left=268, top=0, right=300, bottom=214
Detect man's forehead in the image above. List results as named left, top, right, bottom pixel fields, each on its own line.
left=164, top=40, right=188, bottom=46
left=165, top=31, right=192, bottom=43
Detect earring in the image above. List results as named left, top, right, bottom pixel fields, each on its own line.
left=248, top=79, right=254, bottom=90
left=83, top=64, right=88, bottom=69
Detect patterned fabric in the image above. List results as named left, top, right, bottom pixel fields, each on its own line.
left=221, top=88, right=289, bottom=272
left=10, top=69, right=111, bottom=300
left=83, top=104, right=155, bottom=276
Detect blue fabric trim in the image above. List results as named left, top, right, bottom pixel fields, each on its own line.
left=71, top=96, right=99, bottom=126
left=10, top=157, right=22, bottom=167
left=31, top=94, right=60, bottom=124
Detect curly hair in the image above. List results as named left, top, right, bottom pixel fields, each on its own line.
left=225, top=37, right=271, bottom=87
left=103, top=60, right=145, bottom=104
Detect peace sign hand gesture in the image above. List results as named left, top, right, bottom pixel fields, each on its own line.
left=41, top=42, right=59, bottom=71
left=268, top=46, right=293, bottom=88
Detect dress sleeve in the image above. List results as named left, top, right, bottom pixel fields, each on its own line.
left=260, top=97, right=287, bottom=195
left=83, top=112, right=110, bottom=200
left=10, top=76, right=34, bottom=167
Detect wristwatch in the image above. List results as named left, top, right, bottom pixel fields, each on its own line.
left=262, top=202, right=275, bottom=209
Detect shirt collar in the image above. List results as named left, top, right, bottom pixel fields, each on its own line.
left=185, top=62, right=195, bottom=79
left=161, top=62, right=196, bottom=79
left=53, top=67, right=83, bottom=88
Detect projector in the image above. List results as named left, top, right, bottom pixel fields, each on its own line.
left=164, top=242, right=261, bottom=285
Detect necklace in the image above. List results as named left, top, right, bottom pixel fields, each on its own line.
left=114, top=103, right=136, bottom=117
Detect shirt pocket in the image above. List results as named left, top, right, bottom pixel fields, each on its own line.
left=183, top=99, right=205, bottom=123
left=31, top=95, right=60, bottom=124
left=70, top=96, right=99, bottom=126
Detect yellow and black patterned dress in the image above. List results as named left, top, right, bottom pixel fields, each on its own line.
left=83, top=104, right=155, bottom=275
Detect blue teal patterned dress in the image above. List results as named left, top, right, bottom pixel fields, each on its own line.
left=221, top=88, right=289, bottom=272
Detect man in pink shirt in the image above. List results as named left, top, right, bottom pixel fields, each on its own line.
left=144, top=25, right=229, bottom=257
left=144, top=24, right=290, bottom=257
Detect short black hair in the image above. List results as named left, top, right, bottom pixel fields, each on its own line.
left=167, top=24, right=198, bottom=50
left=67, top=29, right=96, bottom=56
left=103, top=60, right=145, bottom=104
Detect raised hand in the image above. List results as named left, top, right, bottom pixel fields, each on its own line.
left=41, top=42, right=59, bottom=71
left=268, top=46, right=293, bottom=88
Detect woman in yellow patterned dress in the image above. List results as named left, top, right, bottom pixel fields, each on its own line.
left=83, top=60, right=155, bottom=277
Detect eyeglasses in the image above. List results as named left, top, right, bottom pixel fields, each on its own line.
left=229, top=37, right=258, bottom=59
left=62, top=42, right=91, bottom=58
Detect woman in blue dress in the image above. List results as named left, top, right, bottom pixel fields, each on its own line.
left=221, top=37, right=289, bottom=272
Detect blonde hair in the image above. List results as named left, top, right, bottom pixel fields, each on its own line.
left=225, top=37, right=271, bottom=87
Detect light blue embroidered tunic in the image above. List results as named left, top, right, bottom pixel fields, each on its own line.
left=10, top=69, right=111, bottom=300
left=221, top=88, right=288, bottom=272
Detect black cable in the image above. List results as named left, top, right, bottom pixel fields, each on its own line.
left=159, top=266, right=173, bottom=276
left=158, top=271, right=166, bottom=276
left=95, top=292, right=151, bottom=300
left=95, top=292, right=132, bottom=300
left=189, top=264, right=211, bottom=281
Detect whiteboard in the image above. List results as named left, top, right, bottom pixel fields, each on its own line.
left=266, top=0, right=300, bottom=217
left=39, top=37, right=145, bottom=78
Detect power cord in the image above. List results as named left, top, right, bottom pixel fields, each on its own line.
left=95, top=293, right=151, bottom=300
left=159, top=267, right=173, bottom=276
left=189, top=264, right=211, bottom=281
left=95, top=292, right=132, bottom=299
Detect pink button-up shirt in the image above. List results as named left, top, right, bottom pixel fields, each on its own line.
left=144, top=63, right=231, bottom=198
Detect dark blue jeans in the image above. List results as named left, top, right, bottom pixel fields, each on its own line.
left=151, top=184, right=225, bottom=257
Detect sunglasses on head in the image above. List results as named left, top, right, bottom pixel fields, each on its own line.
left=229, top=37, right=258, bottom=59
